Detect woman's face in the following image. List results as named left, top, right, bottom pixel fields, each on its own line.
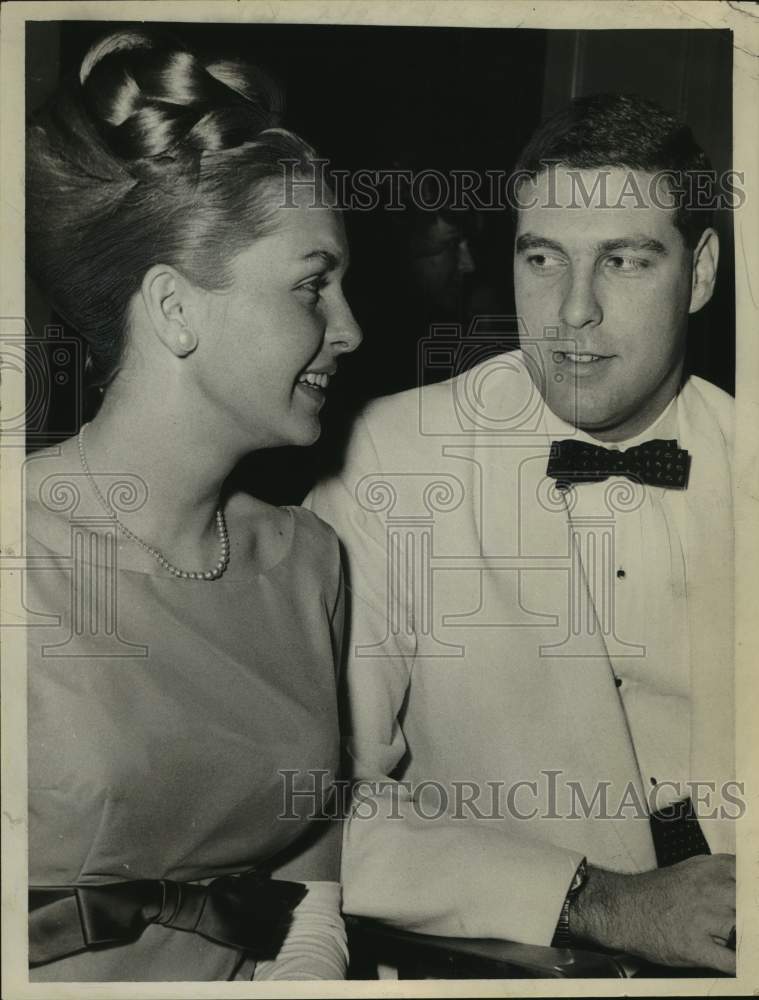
left=188, top=190, right=362, bottom=449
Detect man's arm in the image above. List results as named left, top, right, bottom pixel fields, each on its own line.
left=306, top=409, right=584, bottom=945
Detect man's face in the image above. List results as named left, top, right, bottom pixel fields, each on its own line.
left=408, top=216, right=475, bottom=311
left=514, top=167, right=703, bottom=441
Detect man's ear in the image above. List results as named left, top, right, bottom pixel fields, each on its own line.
left=141, top=265, right=199, bottom=357
left=688, top=227, right=719, bottom=315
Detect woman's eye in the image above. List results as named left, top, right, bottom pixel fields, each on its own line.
left=298, top=275, right=328, bottom=302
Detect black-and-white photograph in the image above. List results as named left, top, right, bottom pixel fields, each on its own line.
left=2, top=1, right=757, bottom=995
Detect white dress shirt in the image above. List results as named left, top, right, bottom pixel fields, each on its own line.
left=548, top=396, right=691, bottom=808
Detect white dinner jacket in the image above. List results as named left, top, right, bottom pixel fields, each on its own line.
left=307, top=350, right=735, bottom=945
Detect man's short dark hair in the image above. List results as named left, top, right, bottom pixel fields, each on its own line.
left=512, top=93, right=714, bottom=248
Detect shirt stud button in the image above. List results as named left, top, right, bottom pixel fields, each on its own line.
left=617, top=568, right=626, bottom=579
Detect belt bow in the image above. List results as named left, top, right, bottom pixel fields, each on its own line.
left=29, top=872, right=307, bottom=967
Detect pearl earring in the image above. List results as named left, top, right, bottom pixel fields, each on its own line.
left=176, top=328, right=198, bottom=355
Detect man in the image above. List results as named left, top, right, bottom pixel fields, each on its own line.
left=307, top=94, right=736, bottom=974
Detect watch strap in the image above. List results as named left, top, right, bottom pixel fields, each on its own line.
left=551, top=857, right=588, bottom=948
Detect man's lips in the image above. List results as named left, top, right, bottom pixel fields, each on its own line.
left=552, top=350, right=613, bottom=365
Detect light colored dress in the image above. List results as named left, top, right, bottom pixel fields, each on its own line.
left=26, top=484, right=344, bottom=982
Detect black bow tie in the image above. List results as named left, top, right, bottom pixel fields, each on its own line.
left=546, top=438, right=691, bottom=491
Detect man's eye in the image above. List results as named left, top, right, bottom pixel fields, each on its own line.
left=415, top=240, right=458, bottom=261
left=604, top=255, right=650, bottom=272
left=526, top=253, right=564, bottom=270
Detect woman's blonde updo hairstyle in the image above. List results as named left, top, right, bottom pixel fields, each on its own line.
left=26, top=28, right=318, bottom=385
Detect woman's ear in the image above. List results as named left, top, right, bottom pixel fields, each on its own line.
left=688, top=227, right=719, bottom=315
left=141, top=265, right=199, bottom=357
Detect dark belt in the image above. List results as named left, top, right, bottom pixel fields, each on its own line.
left=29, top=871, right=307, bottom=968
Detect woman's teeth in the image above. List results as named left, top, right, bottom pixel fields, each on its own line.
left=298, top=372, right=330, bottom=389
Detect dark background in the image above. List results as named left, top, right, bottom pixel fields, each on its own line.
left=26, top=22, right=735, bottom=500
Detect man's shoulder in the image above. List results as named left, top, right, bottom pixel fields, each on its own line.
left=682, top=375, right=734, bottom=443
left=357, top=350, right=534, bottom=453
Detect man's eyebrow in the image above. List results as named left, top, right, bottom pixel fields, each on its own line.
left=595, top=237, right=668, bottom=255
left=515, top=234, right=669, bottom=256
left=515, top=234, right=565, bottom=254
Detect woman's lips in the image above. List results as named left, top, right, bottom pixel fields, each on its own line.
left=295, top=368, right=335, bottom=404
left=295, top=380, right=327, bottom=404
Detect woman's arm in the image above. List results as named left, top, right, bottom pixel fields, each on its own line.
left=251, top=879, right=347, bottom=981
left=252, top=528, right=347, bottom=980
left=253, top=710, right=346, bottom=981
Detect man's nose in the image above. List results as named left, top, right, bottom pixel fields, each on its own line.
left=559, top=266, right=602, bottom=329
left=457, top=239, right=476, bottom=275
left=327, top=298, right=363, bottom=355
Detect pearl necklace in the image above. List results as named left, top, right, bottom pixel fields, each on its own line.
left=77, top=424, right=230, bottom=581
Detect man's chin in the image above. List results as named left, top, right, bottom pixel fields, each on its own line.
left=572, top=410, right=644, bottom=443
left=543, top=389, right=622, bottom=437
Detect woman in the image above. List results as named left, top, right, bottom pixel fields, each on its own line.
left=25, top=27, right=361, bottom=981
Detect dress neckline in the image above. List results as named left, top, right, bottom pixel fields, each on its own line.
left=25, top=502, right=299, bottom=583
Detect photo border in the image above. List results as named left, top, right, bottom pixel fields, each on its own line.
left=2, top=2, right=757, bottom=997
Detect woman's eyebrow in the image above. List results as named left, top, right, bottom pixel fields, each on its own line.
left=300, top=248, right=344, bottom=270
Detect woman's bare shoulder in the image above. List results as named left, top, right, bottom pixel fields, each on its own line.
left=224, top=490, right=293, bottom=570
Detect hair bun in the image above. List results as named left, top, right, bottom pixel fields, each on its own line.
left=79, top=29, right=284, bottom=164
left=28, top=27, right=316, bottom=387
left=78, top=27, right=158, bottom=86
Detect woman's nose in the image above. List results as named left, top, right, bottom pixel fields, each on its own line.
left=328, top=299, right=363, bottom=355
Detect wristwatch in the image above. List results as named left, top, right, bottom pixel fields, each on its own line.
left=552, top=857, right=588, bottom=948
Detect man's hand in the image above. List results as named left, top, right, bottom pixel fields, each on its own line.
left=569, top=854, right=736, bottom=974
